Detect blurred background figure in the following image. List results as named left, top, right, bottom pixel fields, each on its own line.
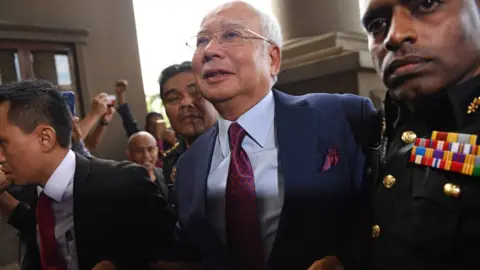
left=126, top=131, right=169, bottom=200
left=115, top=79, right=176, bottom=168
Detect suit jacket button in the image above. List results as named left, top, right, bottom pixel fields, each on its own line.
left=372, top=224, right=381, bottom=238
left=383, top=174, right=396, bottom=189
left=444, top=183, right=461, bottom=198
left=401, top=130, right=417, bottom=144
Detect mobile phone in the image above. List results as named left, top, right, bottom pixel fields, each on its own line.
left=61, top=91, right=76, bottom=115
left=106, top=95, right=116, bottom=107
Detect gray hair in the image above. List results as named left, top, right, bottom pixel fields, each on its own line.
left=254, top=6, right=282, bottom=84
left=256, top=8, right=283, bottom=48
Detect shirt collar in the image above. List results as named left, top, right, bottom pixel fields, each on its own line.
left=37, top=150, right=76, bottom=202
left=447, top=76, right=480, bottom=127
left=218, top=90, right=275, bottom=157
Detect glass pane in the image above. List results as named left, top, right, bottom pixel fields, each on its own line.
left=14, top=53, right=20, bottom=81
left=55, top=54, right=72, bottom=88
left=0, top=50, right=20, bottom=84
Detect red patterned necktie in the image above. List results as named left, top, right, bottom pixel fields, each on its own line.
left=36, top=192, right=66, bottom=270
left=225, top=122, right=265, bottom=269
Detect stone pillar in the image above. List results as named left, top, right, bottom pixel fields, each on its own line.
left=272, top=0, right=363, bottom=40
left=271, top=0, right=386, bottom=107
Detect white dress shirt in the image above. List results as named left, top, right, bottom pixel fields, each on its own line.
left=37, top=150, right=78, bottom=270
left=207, top=90, right=284, bottom=260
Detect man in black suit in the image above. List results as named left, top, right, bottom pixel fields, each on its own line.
left=0, top=80, right=176, bottom=270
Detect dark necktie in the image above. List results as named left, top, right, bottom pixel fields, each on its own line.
left=225, top=122, right=265, bottom=269
left=37, top=192, right=66, bottom=270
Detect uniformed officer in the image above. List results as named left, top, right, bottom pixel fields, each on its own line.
left=159, top=61, right=217, bottom=197
left=361, top=0, right=480, bottom=269
left=162, top=138, right=186, bottom=188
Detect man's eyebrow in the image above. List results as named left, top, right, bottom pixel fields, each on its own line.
left=197, top=20, right=246, bottom=35
left=220, top=20, right=245, bottom=28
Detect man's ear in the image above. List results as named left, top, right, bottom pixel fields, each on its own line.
left=269, top=44, right=282, bottom=79
left=35, top=125, right=57, bottom=152
left=126, top=149, right=132, bottom=160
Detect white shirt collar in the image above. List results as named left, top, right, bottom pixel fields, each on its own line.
left=218, top=90, right=275, bottom=157
left=37, top=150, right=76, bottom=202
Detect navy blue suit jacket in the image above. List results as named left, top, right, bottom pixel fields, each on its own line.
left=174, top=90, right=377, bottom=270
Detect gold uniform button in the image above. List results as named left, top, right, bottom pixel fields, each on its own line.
left=383, top=175, right=396, bottom=189
left=372, top=225, right=381, bottom=238
left=444, top=183, right=461, bottom=198
left=401, top=130, right=417, bottom=144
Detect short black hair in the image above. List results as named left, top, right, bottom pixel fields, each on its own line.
left=145, top=111, right=163, bottom=123
left=0, top=80, right=72, bottom=148
left=158, top=61, right=193, bottom=98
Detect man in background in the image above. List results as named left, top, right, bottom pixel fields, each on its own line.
left=159, top=61, right=217, bottom=188
left=115, top=80, right=171, bottom=168
left=0, top=80, right=175, bottom=270
left=127, top=131, right=169, bottom=200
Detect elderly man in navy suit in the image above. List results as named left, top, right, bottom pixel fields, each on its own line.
left=169, top=1, right=379, bottom=269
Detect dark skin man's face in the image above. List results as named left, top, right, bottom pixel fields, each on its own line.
left=162, top=71, right=217, bottom=141
left=362, top=0, right=480, bottom=101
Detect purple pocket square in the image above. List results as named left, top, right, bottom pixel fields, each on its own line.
left=322, top=147, right=340, bottom=171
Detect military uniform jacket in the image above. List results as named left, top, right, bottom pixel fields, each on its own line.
left=373, top=76, right=480, bottom=270
left=162, top=139, right=187, bottom=205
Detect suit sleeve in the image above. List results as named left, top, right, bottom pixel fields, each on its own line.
left=341, top=96, right=379, bottom=270
left=7, top=201, right=36, bottom=237
left=6, top=186, right=37, bottom=240
left=109, top=165, right=177, bottom=268
left=168, top=165, right=202, bottom=262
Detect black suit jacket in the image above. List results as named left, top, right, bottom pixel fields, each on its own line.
left=8, top=153, right=176, bottom=270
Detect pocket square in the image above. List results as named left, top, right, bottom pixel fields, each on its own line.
left=322, top=147, right=340, bottom=171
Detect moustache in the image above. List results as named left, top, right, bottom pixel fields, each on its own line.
left=381, top=44, right=433, bottom=72
left=180, top=109, right=203, bottom=121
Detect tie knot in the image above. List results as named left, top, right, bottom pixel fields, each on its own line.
left=228, top=122, right=247, bottom=149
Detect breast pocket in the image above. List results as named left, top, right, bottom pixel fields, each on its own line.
left=408, top=167, right=459, bottom=251
left=309, top=160, right=351, bottom=198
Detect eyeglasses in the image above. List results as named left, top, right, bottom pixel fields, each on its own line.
left=186, top=27, right=274, bottom=51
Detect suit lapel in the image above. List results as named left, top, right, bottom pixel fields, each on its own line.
left=188, top=124, right=217, bottom=218
left=268, top=90, right=322, bottom=263
left=71, top=153, right=91, bottom=269
left=182, top=124, right=236, bottom=265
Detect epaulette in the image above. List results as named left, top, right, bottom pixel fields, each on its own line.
left=163, top=142, right=180, bottom=157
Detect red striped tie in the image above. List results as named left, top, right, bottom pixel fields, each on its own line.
left=225, top=122, right=265, bottom=269
left=36, top=192, right=66, bottom=270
